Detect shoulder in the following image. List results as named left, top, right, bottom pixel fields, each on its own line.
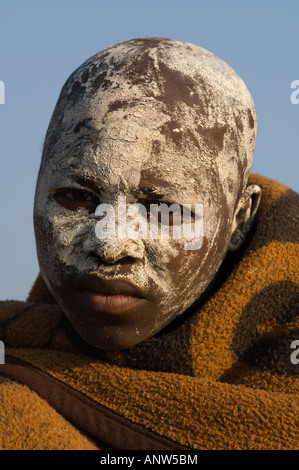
left=0, top=375, right=98, bottom=450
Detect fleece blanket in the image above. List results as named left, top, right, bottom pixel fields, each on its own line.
left=0, top=174, right=298, bottom=450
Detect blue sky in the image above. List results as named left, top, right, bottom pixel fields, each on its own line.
left=0, top=0, right=298, bottom=300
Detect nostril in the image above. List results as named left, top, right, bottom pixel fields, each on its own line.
left=88, top=251, right=139, bottom=266
left=83, top=236, right=145, bottom=263
left=104, top=255, right=138, bottom=265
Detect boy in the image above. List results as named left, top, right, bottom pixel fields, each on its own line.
left=0, top=38, right=298, bottom=450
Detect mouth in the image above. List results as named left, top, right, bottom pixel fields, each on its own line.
left=75, top=275, right=147, bottom=313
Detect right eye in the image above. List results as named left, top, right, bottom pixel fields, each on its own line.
left=145, top=200, right=184, bottom=226
left=53, top=189, right=99, bottom=212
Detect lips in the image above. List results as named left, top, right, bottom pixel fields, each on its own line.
left=74, top=275, right=147, bottom=313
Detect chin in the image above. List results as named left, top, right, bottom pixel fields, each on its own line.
left=71, top=322, right=148, bottom=351
left=85, top=335, right=144, bottom=351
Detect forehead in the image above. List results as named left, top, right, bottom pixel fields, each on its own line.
left=41, top=112, right=223, bottom=204
left=40, top=38, right=253, bottom=203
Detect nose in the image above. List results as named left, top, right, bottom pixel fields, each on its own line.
left=82, top=236, right=145, bottom=264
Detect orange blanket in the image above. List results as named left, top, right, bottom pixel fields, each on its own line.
left=0, top=174, right=298, bottom=450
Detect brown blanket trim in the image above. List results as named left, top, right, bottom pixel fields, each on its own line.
left=1, top=356, right=189, bottom=451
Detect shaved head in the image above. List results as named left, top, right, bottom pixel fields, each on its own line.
left=34, top=38, right=260, bottom=350
left=40, top=37, right=256, bottom=207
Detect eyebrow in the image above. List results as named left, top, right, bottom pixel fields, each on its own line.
left=138, top=177, right=171, bottom=199
left=137, top=186, right=165, bottom=199
left=61, top=175, right=172, bottom=200
left=71, top=175, right=102, bottom=194
left=67, top=176, right=163, bottom=199
left=73, top=118, right=93, bottom=134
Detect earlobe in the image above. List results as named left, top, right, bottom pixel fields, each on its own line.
left=228, top=184, right=261, bottom=252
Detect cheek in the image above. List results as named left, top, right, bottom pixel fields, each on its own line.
left=128, top=238, right=180, bottom=306
left=34, top=199, right=97, bottom=285
left=161, top=209, right=233, bottom=308
left=164, top=239, right=210, bottom=309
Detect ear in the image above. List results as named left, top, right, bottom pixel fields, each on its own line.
left=228, top=184, right=261, bottom=252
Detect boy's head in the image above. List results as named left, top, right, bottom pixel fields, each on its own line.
left=34, top=38, right=261, bottom=350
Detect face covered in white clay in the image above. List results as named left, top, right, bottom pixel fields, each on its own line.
left=34, top=38, right=261, bottom=350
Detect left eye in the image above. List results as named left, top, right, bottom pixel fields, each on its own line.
left=53, top=189, right=99, bottom=212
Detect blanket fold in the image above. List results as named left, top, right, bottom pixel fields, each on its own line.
left=0, top=174, right=298, bottom=450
